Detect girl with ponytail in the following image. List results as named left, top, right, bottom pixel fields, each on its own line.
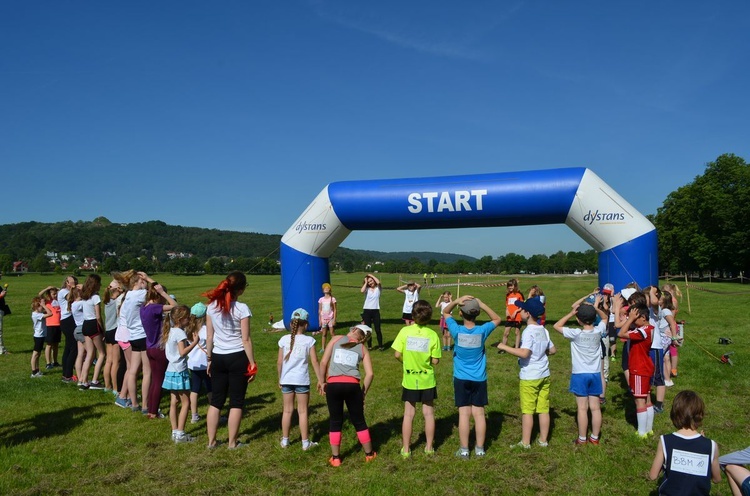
left=277, top=308, right=324, bottom=450
left=204, top=271, right=255, bottom=449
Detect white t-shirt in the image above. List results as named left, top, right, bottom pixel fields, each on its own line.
left=187, top=325, right=208, bottom=370
left=165, top=327, right=189, bottom=373
left=657, top=308, right=674, bottom=349
left=649, top=307, right=663, bottom=350
left=562, top=322, right=606, bottom=374
left=401, top=289, right=419, bottom=314
left=32, top=311, right=47, bottom=338
left=82, top=295, right=101, bottom=321
left=363, top=287, right=381, bottom=310
left=518, top=324, right=554, bottom=380
left=104, top=293, right=123, bottom=331
left=120, top=288, right=147, bottom=340
left=58, top=288, right=71, bottom=319
left=71, top=300, right=84, bottom=327
left=278, top=333, right=316, bottom=386
left=207, top=301, right=252, bottom=354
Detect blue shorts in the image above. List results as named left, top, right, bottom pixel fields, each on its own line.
left=742, top=475, right=750, bottom=496
left=281, top=384, right=310, bottom=394
left=453, top=378, right=488, bottom=407
left=569, top=373, right=602, bottom=397
left=649, top=348, right=665, bottom=386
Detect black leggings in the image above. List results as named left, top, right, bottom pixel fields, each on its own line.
left=362, top=309, right=382, bottom=348
left=326, top=382, right=368, bottom=433
left=210, top=351, right=249, bottom=410
left=60, top=315, right=77, bottom=378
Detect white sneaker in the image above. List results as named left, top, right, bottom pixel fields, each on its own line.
left=175, top=434, right=196, bottom=444
left=665, top=379, right=674, bottom=387
left=280, top=438, right=290, bottom=448
left=191, top=414, right=201, bottom=424
left=302, top=440, right=318, bottom=451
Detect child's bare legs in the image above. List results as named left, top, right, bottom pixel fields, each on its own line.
left=472, top=406, right=486, bottom=448
left=502, top=325, right=511, bottom=346
left=281, top=392, right=296, bottom=440
left=538, top=412, right=550, bottom=444
left=81, top=336, right=95, bottom=383
left=297, top=392, right=311, bottom=441
left=670, top=346, right=679, bottom=374
left=51, top=343, right=59, bottom=364
left=575, top=395, right=590, bottom=438
left=75, top=341, right=85, bottom=380
left=31, top=350, right=40, bottom=372
left=125, top=351, right=142, bottom=407
left=91, top=335, right=105, bottom=383
left=588, top=396, right=601, bottom=438
left=663, top=353, right=672, bottom=383
left=104, top=343, right=117, bottom=390
left=521, top=413, right=534, bottom=445
left=45, top=344, right=52, bottom=366
left=190, top=391, right=200, bottom=416
left=401, top=401, right=417, bottom=453
left=169, top=392, right=179, bottom=431
left=725, top=464, right=750, bottom=496
left=514, top=326, right=521, bottom=349
left=423, top=401, right=435, bottom=451
left=442, top=329, right=451, bottom=348
left=177, top=392, right=190, bottom=431
left=457, top=406, right=472, bottom=448
left=118, top=347, right=131, bottom=399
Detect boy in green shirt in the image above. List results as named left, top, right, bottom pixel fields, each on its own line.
left=392, top=300, right=442, bottom=458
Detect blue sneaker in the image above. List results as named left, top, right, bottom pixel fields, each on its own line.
left=115, top=397, right=129, bottom=408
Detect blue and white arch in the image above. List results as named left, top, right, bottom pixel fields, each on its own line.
left=281, top=167, right=657, bottom=330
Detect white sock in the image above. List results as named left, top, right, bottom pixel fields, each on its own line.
left=637, top=409, right=648, bottom=435
left=646, top=406, right=655, bottom=432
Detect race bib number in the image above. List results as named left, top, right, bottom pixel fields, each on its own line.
left=670, top=449, right=709, bottom=476
left=406, top=336, right=430, bottom=353
left=457, top=333, right=482, bottom=349
left=333, top=348, right=359, bottom=367
left=508, top=297, right=518, bottom=305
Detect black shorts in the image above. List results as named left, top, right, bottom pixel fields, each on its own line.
left=607, top=321, right=617, bottom=340
left=104, top=329, right=117, bottom=345
left=505, top=320, right=522, bottom=329
left=33, top=336, right=45, bottom=352
left=454, top=378, right=488, bottom=407
left=45, top=325, right=62, bottom=344
left=130, top=337, right=147, bottom=352
left=82, top=320, right=101, bottom=337
left=402, top=313, right=413, bottom=321
left=402, top=386, right=437, bottom=403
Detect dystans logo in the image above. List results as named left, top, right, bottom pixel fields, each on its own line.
left=583, top=210, right=625, bottom=225
left=295, top=221, right=327, bottom=234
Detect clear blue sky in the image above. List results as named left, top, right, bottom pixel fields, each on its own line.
left=2, top=1, right=749, bottom=259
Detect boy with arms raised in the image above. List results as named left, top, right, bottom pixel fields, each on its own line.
left=442, top=295, right=502, bottom=459
left=392, top=300, right=442, bottom=457
left=553, top=296, right=609, bottom=445
left=618, top=303, right=655, bottom=438
left=498, top=297, right=556, bottom=449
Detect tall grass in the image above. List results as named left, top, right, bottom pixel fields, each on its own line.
left=0, top=273, right=747, bottom=495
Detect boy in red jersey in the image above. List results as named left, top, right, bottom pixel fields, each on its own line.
left=618, top=303, right=654, bottom=438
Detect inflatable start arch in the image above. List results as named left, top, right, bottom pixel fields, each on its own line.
left=281, top=167, right=657, bottom=330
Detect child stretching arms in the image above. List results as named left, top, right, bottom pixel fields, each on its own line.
left=392, top=300, right=441, bottom=457
left=278, top=308, right=324, bottom=450
left=649, top=390, right=721, bottom=494
left=31, top=297, right=53, bottom=377
left=553, top=298, right=608, bottom=445
left=162, top=305, right=200, bottom=443
left=498, top=297, right=556, bottom=448
left=618, top=304, right=655, bottom=438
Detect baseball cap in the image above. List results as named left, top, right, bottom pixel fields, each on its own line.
left=190, top=302, right=207, bottom=318
left=514, top=297, right=545, bottom=318
left=576, top=304, right=597, bottom=323
left=459, top=299, right=481, bottom=317
left=353, top=324, right=372, bottom=336
left=291, top=308, right=309, bottom=321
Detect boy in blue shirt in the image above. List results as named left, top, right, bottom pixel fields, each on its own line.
left=442, top=295, right=502, bottom=459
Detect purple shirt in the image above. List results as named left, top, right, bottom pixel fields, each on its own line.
left=140, top=303, right=165, bottom=349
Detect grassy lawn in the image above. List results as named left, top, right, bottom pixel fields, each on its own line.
left=0, top=273, right=747, bottom=495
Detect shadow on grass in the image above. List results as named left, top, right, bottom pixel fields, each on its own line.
left=0, top=405, right=105, bottom=447
left=241, top=392, right=327, bottom=442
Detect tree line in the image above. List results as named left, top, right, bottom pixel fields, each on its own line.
left=1, top=153, right=745, bottom=277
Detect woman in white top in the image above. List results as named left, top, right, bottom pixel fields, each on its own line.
left=58, top=275, right=79, bottom=381
left=79, top=274, right=105, bottom=389
left=360, top=274, right=383, bottom=350
left=205, top=271, right=256, bottom=449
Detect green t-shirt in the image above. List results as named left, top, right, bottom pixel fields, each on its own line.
left=391, top=324, right=442, bottom=390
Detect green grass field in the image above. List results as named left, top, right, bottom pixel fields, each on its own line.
left=0, top=273, right=747, bottom=495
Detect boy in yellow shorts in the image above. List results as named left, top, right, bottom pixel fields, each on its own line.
left=498, top=297, right=556, bottom=448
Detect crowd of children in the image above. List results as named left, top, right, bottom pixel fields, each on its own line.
left=18, top=274, right=747, bottom=494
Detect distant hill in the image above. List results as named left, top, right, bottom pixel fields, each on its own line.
left=0, top=219, right=474, bottom=265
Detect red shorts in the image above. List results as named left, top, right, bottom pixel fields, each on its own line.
left=629, top=374, right=651, bottom=398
